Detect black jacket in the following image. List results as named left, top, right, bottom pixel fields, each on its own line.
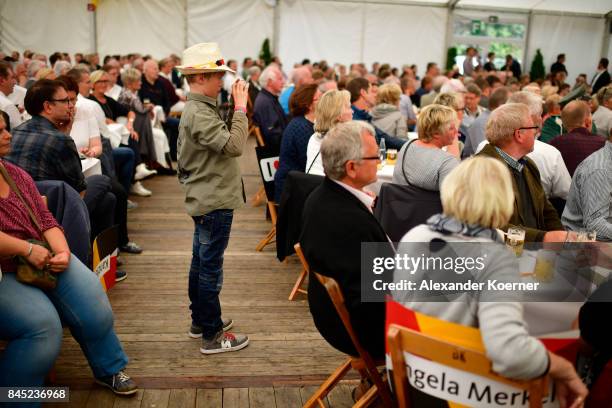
left=300, top=178, right=393, bottom=358
left=592, top=70, right=611, bottom=94
left=252, top=89, right=288, bottom=152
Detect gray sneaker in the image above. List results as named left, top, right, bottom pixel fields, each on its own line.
left=188, top=318, right=233, bottom=338
left=95, top=370, right=138, bottom=396
left=200, top=331, right=249, bottom=354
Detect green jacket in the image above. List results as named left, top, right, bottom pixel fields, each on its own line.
left=177, top=93, right=248, bottom=216
left=477, top=144, right=563, bottom=242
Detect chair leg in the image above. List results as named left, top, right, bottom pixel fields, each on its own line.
left=303, top=359, right=352, bottom=408
left=255, top=226, right=276, bottom=252
left=251, top=186, right=266, bottom=207
left=353, top=384, right=379, bottom=408
left=288, top=268, right=308, bottom=300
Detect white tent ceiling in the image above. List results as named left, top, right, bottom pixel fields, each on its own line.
left=0, top=0, right=610, bottom=79
left=338, top=0, right=612, bottom=16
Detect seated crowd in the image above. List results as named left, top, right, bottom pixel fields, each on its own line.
left=1, top=45, right=611, bottom=406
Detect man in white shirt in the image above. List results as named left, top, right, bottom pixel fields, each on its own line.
left=222, top=60, right=238, bottom=96
left=0, top=62, right=23, bottom=130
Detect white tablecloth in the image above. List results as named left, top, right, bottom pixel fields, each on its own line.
left=366, top=164, right=395, bottom=195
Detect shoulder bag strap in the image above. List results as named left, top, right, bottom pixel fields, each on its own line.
left=400, top=138, right=418, bottom=187
left=0, top=162, right=43, bottom=234
left=306, top=132, right=325, bottom=174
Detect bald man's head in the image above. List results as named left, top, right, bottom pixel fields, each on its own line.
left=561, top=100, right=591, bottom=131
left=143, top=59, right=159, bottom=82
left=292, top=66, right=313, bottom=87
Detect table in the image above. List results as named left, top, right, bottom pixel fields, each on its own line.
left=365, top=164, right=394, bottom=195
left=366, top=133, right=417, bottom=195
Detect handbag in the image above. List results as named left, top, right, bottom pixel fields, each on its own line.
left=0, top=162, right=58, bottom=290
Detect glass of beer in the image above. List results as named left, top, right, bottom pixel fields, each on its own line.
left=534, top=249, right=555, bottom=282
left=506, top=227, right=525, bottom=257
left=576, top=230, right=597, bottom=242
left=386, top=149, right=398, bottom=165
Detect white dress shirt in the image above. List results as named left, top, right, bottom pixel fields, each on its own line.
left=0, top=90, right=23, bottom=129
left=332, top=179, right=375, bottom=212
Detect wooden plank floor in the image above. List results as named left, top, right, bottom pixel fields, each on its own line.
left=46, top=138, right=356, bottom=406
left=45, top=384, right=358, bottom=408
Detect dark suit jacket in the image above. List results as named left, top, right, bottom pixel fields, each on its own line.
left=592, top=70, right=611, bottom=94
left=477, top=144, right=563, bottom=242
left=300, top=178, right=393, bottom=358
left=252, top=89, right=288, bottom=152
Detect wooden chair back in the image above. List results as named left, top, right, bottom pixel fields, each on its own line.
left=387, top=323, right=548, bottom=408
left=313, top=272, right=395, bottom=407
left=252, top=125, right=265, bottom=147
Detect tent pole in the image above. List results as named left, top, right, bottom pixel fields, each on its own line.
left=523, top=10, right=533, bottom=75
left=273, top=1, right=280, bottom=57
left=91, top=9, right=98, bottom=54
left=184, top=0, right=188, bottom=50
left=444, top=0, right=460, bottom=69
left=602, top=12, right=611, bottom=59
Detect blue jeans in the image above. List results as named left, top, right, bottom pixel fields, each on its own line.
left=112, top=146, right=135, bottom=194
left=188, top=209, right=233, bottom=339
left=0, top=257, right=128, bottom=392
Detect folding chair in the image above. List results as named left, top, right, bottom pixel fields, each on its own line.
left=254, top=145, right=279, bottom=252
left=288, top=243, right=309, bottom=300
left=387, top=323, right=549, bottom=408
left=250, top=125, right=266, bottom=207
left=304, top=272, right=395, bottom=408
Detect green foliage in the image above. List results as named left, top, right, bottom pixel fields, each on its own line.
left=530, top=49, right=545, bottom=81
left=446, top=47, right=457, bottom=71
left=259, top=38, right=272, bottom=66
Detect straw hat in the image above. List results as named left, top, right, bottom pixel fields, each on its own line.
left=175, top=43, right=235, bottom=75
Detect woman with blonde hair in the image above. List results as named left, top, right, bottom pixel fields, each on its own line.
left=305, top=89, right=353, bottom=175
left=370, top=83, right=407, bottom=138
left=392, top=103, right=460, bottom=190
left=396, top=156, right=587, bottom=406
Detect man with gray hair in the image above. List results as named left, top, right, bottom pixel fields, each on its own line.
left=477, top=103, right=567, bottom=242
left=508, top=91, right=571, bottom=202
left=253, top=65, right=288, bottom=152
left=299, top=121, right=392, bottom=360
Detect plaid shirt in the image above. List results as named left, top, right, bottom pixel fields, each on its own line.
left=494, top=146, right=525, bottom=172
left=6, top=116, right=87, bottom=192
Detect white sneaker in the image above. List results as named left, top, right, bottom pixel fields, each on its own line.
left=130, top=181, right=152, bottom=197
left=134, top=163, right=157, bottom=181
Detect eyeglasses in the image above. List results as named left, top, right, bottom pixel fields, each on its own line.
left=94, top=80, right=110, bottom=84
left=360, top=156, right=381, bottom=161
left=516, top=126, right=539, bottom=132
left=49, top=97, right=72, bottom=105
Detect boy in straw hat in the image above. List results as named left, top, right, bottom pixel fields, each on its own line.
left=176, top=43, right=250, bottom=354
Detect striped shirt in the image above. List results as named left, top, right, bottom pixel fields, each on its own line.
left=562, top=142, right=612, bottom=241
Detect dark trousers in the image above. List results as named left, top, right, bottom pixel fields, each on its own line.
left=83, top=175, right=115, bottom=242
left=164, top=117, right=180, bottom=161
left=188, top=210, right=233, bottom=339
left=108, top=179, right=129, bottom=247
